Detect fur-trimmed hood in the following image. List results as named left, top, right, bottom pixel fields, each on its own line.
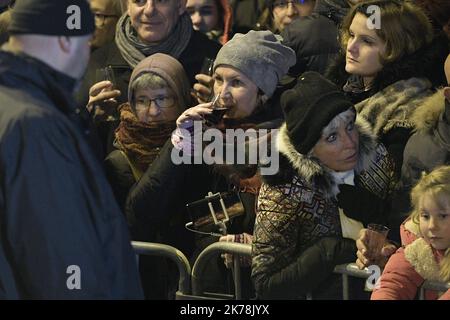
left=326, top=33, right=449, bottom=96
left=411, top=89, right=449, bottom=134
left=404, top=238, right=446, bottom=282
left=263, top=116, right=377, bottom=199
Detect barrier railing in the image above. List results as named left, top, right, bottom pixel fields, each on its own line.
left=419, top=280, right=450, bottom=300
left=333, top=263, right=372, bottom=300
left=191, top=242, right=252, bottom=300
left=333, top=263, right=450, bottom=300
left=132, top=241, right=449, bottom=300
left=131, top=241, right=192, bottom=298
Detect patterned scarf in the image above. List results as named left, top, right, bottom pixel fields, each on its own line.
left=115, top=12, right=193, bottom=68
left=115, top=103, right=176, bottom=173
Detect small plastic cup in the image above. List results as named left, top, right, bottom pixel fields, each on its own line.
left=366, top=223, right=390, bottom=260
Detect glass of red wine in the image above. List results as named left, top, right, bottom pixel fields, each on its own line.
left=204, top=94, right=227, bottom=126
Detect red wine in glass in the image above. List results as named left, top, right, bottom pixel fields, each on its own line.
left=204, top=94, right=227, bottom=125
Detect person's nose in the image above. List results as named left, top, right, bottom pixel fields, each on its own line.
left=428, top=216, right=439, bottom=232
left=218, top=83, right=232, bottom=105
left=191, top=11, right=202, bottom=29
left=343, top=130, right=357, bottom=149
left=286, top=2, right=298, bottom=17
left=347, top=38, right=359, bottom=58
left=143, top=0, right=157, bottom=15
left=148, top=101, right=161, bottom=117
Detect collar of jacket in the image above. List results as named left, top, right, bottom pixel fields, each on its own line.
left=275, top=115, right=377, bottom=199
left=404, top=237, right=446, bottom=282
left=0, top=50, right=77, bottom=113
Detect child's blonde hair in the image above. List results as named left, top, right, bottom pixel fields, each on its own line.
left=410, top=166, right=450, bottom=281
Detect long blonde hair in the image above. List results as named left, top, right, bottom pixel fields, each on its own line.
left=410, top=166, right=450, bottom=281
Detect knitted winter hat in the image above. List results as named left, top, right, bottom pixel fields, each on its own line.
left=281, top=71, right=355, bottom=154
left=9, top=0, right=94, bottom=36
left=213, top=30, right=296, bottom=97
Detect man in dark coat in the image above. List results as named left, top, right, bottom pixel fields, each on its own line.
left=0, top=0, right=142, bottom=299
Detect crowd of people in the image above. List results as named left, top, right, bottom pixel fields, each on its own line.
left=0, top=0, right=449, bottom=300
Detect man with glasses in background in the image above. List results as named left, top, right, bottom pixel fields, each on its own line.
left=90, top=0, right=124, bottom=51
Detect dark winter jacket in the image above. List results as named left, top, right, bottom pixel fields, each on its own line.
left=0, top=51, right=142, bottom=299
left=402, top=90, right=450, bottom=190
left=104, top=148, right=138, bottom=212
left=251, top=117, right=395, bottom=299
left=281, top=0, right=351, bottom=77
left=389, top=91, right=450, bottom=233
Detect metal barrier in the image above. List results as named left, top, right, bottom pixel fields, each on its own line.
left=131, top=241, right=191, bottom=298
left=419, top=280, right=450, bottom=300
left=333, top=263, right=372, bottom=300
left=132, top=241, right=449, bottom=300
left=333, top=263, right=450, bottom=300
left=191, top=242, right=252, bottom=300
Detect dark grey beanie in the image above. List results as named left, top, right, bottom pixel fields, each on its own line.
left=213, top=30, right=296, bottom=98
left=9, top=0, right=94, bottom=36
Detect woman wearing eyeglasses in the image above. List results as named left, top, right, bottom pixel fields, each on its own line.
left=257, top=0, right=315, bottom=33
left=104, top=53, right=192, bottom=211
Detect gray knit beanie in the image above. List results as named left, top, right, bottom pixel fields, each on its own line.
left=213, top=30, right=296, bottom=98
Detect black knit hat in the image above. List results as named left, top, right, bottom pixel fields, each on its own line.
left=9, top=0, right=94, bottom=36
left=281, top=71, right=355, bottom=154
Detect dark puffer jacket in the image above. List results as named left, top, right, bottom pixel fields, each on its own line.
left=252, top=117, right=395, bottom=299
left=281, top=0, right=351, bottom=77
left=390, top=90, right=450, bottom=232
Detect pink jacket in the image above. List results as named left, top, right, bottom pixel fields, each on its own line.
left=371, top=219, right=449, bottom=300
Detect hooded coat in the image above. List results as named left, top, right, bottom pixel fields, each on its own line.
left=402, top=90, right=450, bottom=190
left=0, top=51, right=142, bottom=299
left=251, top=117, right=395, bottom=299
left=387, top=91, right=450, bottom=241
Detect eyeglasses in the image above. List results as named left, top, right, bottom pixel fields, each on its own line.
left=131, top=0, right=172, bottom=8
left=273, top=0, right=308, bottom=9
left=135, top=96, right=176, bottom=111
left=94, top=13, right=119, bottom=27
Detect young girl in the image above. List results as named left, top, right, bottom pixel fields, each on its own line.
left=371, top=166, right=450, bottom=300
